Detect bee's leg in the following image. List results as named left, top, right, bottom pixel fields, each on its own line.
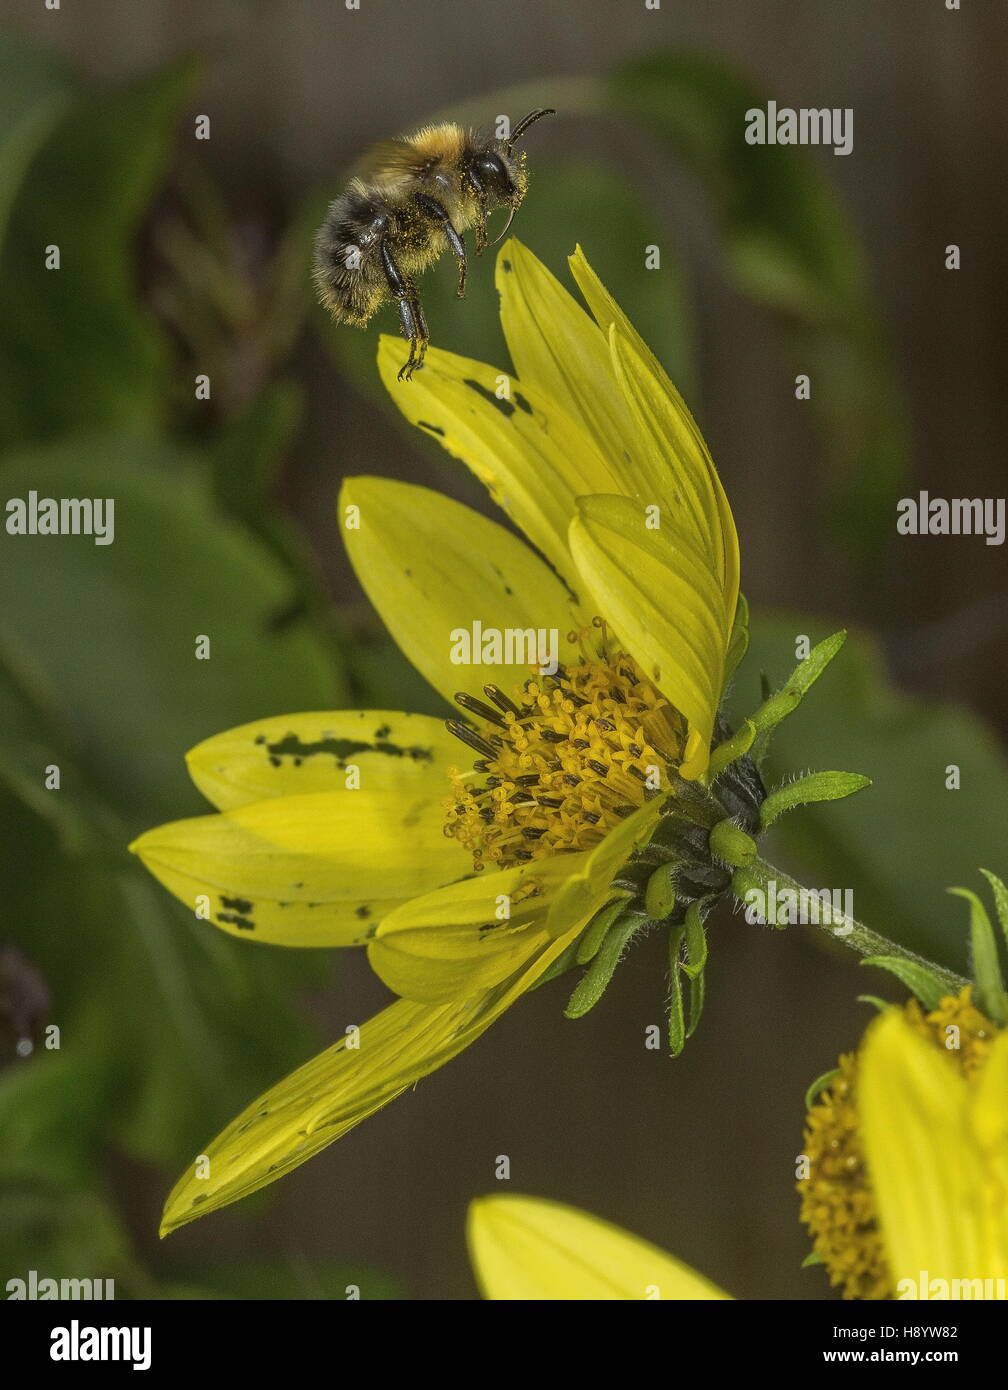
left=381, top=240, right=425, bottom=380
left=463, top=169, right=489, bottom=253
left=412, top=294, right=430, bottom=373
left=395, top=296, right=420, bottom=379
left=415, top=194, right=467, bottom=297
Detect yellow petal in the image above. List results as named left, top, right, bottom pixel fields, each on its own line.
left=377, top=336, right=617, bottom=587
left=569, top=503, right=726, bottom=779
left=161, top=929, right=580, bottom=1234
left=969, top=1029, right=1008, bottom=1279
left=859, top=1010, right=992, bottom=1291
left=185, top=710, right=464, bottom=812
left=546, top=797, right=662, bottom=935
left=608, top=326, right=740, bottom=605
left=569, top=245, right=739, bottom=604
left=130, top=790, right=469, bottom=947
left=496, top=239, right=646, bottom=488
left=340, top=475, right=581, bottom=710
left=369, top=853, right=590, bottom=1003
left=467, top=1195, right=730, bottom=1300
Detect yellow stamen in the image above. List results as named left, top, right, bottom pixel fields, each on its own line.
left=444, top=644, right=685, bottom=871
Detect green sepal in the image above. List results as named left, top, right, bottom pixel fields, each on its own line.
left=856, top=994, right=891, bottom=1014
left=948, top=887, right=1008, bottom=1024
left=724, top=592, right=750, bottom=683
left=681, top=901, right=709, bottom=979
left=750, top=687, right=800, bottom=737
left=785, top=630, right=848, bottom=695
left=644, top=863, right=676, bottom=921
left=759, top=770, right=872, bottom=830
left=686, top=968, right=705, bottom=1040
left=709, top=819, right=757, bottom=867
left=667, top=924, right=686, bottom=1056
left=978, top=868, right=1008, bottom=949
left=530, top=932, right=586, bottom=991
left=575, top=893, right=633, bottom=965
left=563, top=913, right=641, bottom=1019
left=683, top=903, right=709, bottom=1037
left=748, top=630, right=847, bottom=762
left=708, top=719, right=756, bottom=780
left=861, top=955, right=948, bottom=1011
left=804, top=1067, right=840, bottom=1111
left=730, top=866, right=788, bottom=930
left=801, top=1250, right=826, bottom=1269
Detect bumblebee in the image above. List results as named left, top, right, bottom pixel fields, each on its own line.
left=313, top=108, right=554, bottom=380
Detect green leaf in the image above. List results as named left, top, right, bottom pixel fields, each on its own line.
left=803, top=1067, right=840, bottom=1112
left=644, top=862, right=677, bottom=920
left=0, top=58, right=201, bottom=449
left=609, top=50, right=909, bottom=569
left=0, top=1053, right=105, bottom=1186
left=760, top=771, right=872, bottom=830
left=682, top=901, right=709, bottom=979
left=0, top=664, right=117, bottom=854
left=611, top=50, right=862, bottom=318
left=0, top=790, right=329, bottom=1163
left=686, top=967, right=705, bottom=1040
left=948, top=888, right=1008, bottom=1024
left=979, top=868, right=1008, bottom=950
left=666, top=924, right=686, bottom=1056
left=737, top=617, right=1008, bottom=974
left=564, top=913, right=641, bottom=1019
left=748, top=631, right=847, bottom=760
left=709, top=820, right=757, bottom=868
left=575, top=893, right=633, bottom=965
left=856, top=995, right=892, bottom=1014
left=0, top=435, right=347, bottom=828
left=801, top=1250, right=825, bottom=1269
left=0, top=1183, right=138, bottom=1286
left=0, top=34, right=77, bottom=252
left=860, top=956, right=947, bottom=1011
left=709, top=718, right=756, bottom=780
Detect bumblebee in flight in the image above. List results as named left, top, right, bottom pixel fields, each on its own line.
left=313, top=108, right=554, bottom=380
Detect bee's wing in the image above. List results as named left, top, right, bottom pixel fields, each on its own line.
left=350, top=137, right=424, bottom=183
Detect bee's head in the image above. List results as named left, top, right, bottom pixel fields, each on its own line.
left=482, top=108, right=555, bottom=242
left=476, top=147, right=527, bottom=205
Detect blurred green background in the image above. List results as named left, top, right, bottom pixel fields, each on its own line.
left=1, top=2, right=1006, bottom=1300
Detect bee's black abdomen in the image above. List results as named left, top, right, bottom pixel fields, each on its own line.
left=312, top=188, right=392, bottom=323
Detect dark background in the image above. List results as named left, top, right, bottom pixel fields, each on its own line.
left=1, top=0, right=1006, bottom=1300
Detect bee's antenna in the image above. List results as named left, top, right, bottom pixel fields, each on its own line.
left=490, top=201, right=519, bottom=247
left=505, top=107, right=556, bottom=153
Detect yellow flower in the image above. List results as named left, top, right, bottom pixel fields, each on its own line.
left=860, top=1007, right=1008, bottom=1300
left=130, top=242, right=739, bottom=1234
left=467, top=1194, right=730, bottom=1300
left=799, top=988, right=1008, bottom=1299
left=377, top=239, right=739, bottom=780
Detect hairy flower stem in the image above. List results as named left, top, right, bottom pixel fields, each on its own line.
left=734, top=855, right=968, bottom=994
